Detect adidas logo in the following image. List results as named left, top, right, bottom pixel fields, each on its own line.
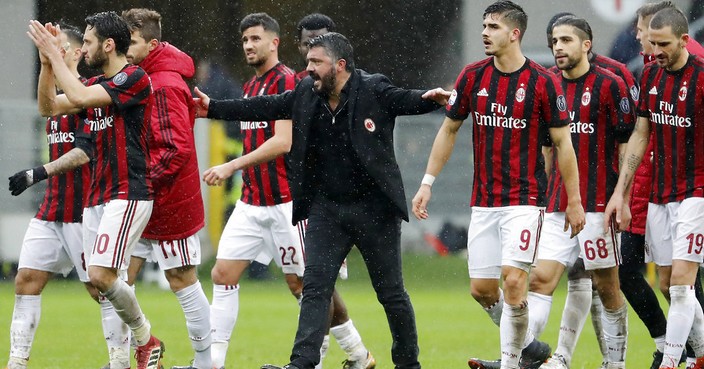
left=477, top=88, right=489, bottom=97
left=649, top=86, right=658, bottom=95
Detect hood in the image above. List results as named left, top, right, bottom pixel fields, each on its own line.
left=140, top=42, right=195, bottom=78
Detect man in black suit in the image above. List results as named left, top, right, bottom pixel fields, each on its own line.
left=194, top=32, right=449, bottom=369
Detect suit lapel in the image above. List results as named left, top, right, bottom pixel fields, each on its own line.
left=347, top=70, right=360, bottom=130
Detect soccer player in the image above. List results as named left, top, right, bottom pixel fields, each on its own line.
left=5, top=23, right=97, bottom=369
left=411, top=2, right=585, bottom=369
left=197, top=13, right=346, bottom=369
left=604, top=6, right=704, bottom=369
left=295, top=13, right=335, bottom=80
left=15, top=12, right=162, bottom=369
left=119, top=8, right=211, bottom=369
left=531, top=16, right=633, bottom=369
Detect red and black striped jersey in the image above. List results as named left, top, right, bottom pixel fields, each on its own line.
left=240, top=62, right=298, bottom=206
left=36, top=108, right=91, bottom=223
left=546, top=65, right=635, bottom=213
left=637, top=54, right=704, bottom=204
left=447, top=57, right=569, bottom=207
left=83, top=64, right=153, bottom=207
left=549, top=53, right=639, bottom=104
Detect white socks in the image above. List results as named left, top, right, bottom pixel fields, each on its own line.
left=602, top=304, right=628, bottom=364
left=591, top=291, right=609, bottom=362
left=100, top=295, right=130, bottom=369
left=527, top=291, right=552, bottom=339
left=500, top=303, right=529, bottom=369
left=103, top=278, right=150, bottom=346
left=330, top=319, right=368, bottom=361
left=484, top=289, right=504, bottom=326
left=9, top=295, right=41, bottom=367
left=210, top=284, right=239, bottom=368
left=176, top=281, right=212, bottom=369
left=663, top=285, right=702, bottom=367
left=554, top=278, right=592, bottom=366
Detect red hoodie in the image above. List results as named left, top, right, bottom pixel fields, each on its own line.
left=630, top=39, right=704, bottom=234
left=139, top=42, right=205, bottom=240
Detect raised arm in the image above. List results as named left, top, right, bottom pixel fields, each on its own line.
left=549, top=125, right=585, bottom=237
left=376, top=78, right=447, bottom=115
left=411, top=117, right=463, bottom=220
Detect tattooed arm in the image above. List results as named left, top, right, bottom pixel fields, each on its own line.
left=603, top=116, right=651, bottom=231
left=44, top=147, right=90, bottom=176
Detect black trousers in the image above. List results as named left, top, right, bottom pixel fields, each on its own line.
left=289, top=197, right=420, bottom=369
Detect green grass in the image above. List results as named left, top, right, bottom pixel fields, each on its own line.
left=0, top=251, right=661, bottom=368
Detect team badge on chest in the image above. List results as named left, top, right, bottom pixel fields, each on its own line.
left=516, top=86, right=526, bottom=102
left=581, top=90, right=591, bottom=106
left=679, top=83, right=688, bottom=101
left=364, top=118, right=376, bottom=132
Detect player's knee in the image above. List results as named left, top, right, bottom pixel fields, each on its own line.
left=285, top=274, right=303, bottom=298
left=470, top=282, right=499, bottom=307
left=659, top=278, right=671, bottom=300
left=528, top=269, right=558, bottom=295
left=211, top=264, right=236, bottom=286
left=165, top=266, right=197, bottom=292
left=14, top=269, right=44, bottom=294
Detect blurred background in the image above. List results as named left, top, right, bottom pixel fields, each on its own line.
left=1, top=0, right=703, bottom=279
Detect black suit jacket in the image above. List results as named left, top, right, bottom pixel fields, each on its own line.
left=208, top=69, right=441, bottom=223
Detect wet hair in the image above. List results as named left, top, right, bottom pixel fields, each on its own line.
left=553, top=16, right=592, bottom=42
left=308, top=32, right=355, bottom=72
left=546, top=12, right=575, bottom=34
left=121, top=8, right=162, bottom=42
left=85, top=11, right=131, bottom=55
left=650, top=7, right=689, bottom=37
left=239, top=12, right=279, bottom=36
left=483, top=1, right=528, bottom=41
left=296, top=13, right=336, bottom=39
left=636, top=1, right=674, bottom=18
left=57, top=21, right=84, bottom=46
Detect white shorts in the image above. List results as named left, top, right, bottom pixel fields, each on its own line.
left=218, top=200, right=305, bottom=276
left=132, top=234, right=202, bottom=270
left=467, top=206, right=544, bottom=279
left=18, top=218, right=89, bottom=282
left=538, top=212, right=620, bottom=270
left=83, top=200, right=153, bottom=270
left=646, top=198, right=704, bottom=266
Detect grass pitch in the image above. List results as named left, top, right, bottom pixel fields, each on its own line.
left=0, top=252, right=661, bottom=368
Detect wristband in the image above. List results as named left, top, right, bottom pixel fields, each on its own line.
left=421, top=173, right=435, bottom=186
left=31, top=165, right=48, bottom=184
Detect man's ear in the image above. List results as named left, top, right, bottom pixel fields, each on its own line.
left=148, top=38, right=159, bottom=52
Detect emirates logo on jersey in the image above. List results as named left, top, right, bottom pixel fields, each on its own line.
left=515, top=87, right=526, bottom=102
left=679, top=85, right=688, bottom=101
left=364, top=118, right=376, bottom=132
left=581, top=90, right=591, bottom=106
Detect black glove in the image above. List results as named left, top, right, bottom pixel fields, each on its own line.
left=9, top=166, right=48, bottom=196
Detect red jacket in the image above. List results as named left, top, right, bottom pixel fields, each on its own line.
left=140, top=42, right=205, bottom=240
left=630, top=39, right=704, bottom=234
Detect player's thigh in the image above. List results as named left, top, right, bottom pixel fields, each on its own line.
left=87, top=200, right=153, bottom=270
left=672, top=197, right=704, bottom=264
left=579, top=212, right=621, bottom=271
left=18, top=219, right=77, bottom=278
left=499, top=206, right=544, bottom=272
left=467, top=207, right=502, bottom=279
left=217, top=201, right=265, bottom=261
left=646, top=202, right=673, bottom=267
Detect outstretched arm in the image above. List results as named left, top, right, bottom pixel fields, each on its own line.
left=9, top=147, right=90, bottom=196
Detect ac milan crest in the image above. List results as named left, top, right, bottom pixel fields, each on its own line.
left=516, top=87, right=526, bottom=102
left=679, top=86, right=688, bottom=101
left=581, top=91, right=591, bottom=106
left=364, top=118, right=376, bottom=132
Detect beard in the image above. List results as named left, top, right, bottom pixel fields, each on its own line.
left=557, top=54, right=581, bottom=71
left=86, top=48, right=107, bottom=69
left=313, top=69, right=337, bottom=96
left=247, top=55, right=266, bottom=68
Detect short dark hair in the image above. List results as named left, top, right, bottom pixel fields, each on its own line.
left=650, top=7, right=689, bottom=37
left=483, top=1, right=528, bottom=41
left=553, top=16, right=593, bottom=42
left=85, top=11, right=131, bottom=55
left=308, top=32, right=355, bottom=72
left=57, top=21, right=84, bottom=46
left=296, top=13, right=335, bottom=39
left=547, top=12, right=575, bottom=34
left=637, top=1, right=674, bottom=18
left=239, top=12, right=279, bottom=35
left=121, top=8, right=162, bottom=41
